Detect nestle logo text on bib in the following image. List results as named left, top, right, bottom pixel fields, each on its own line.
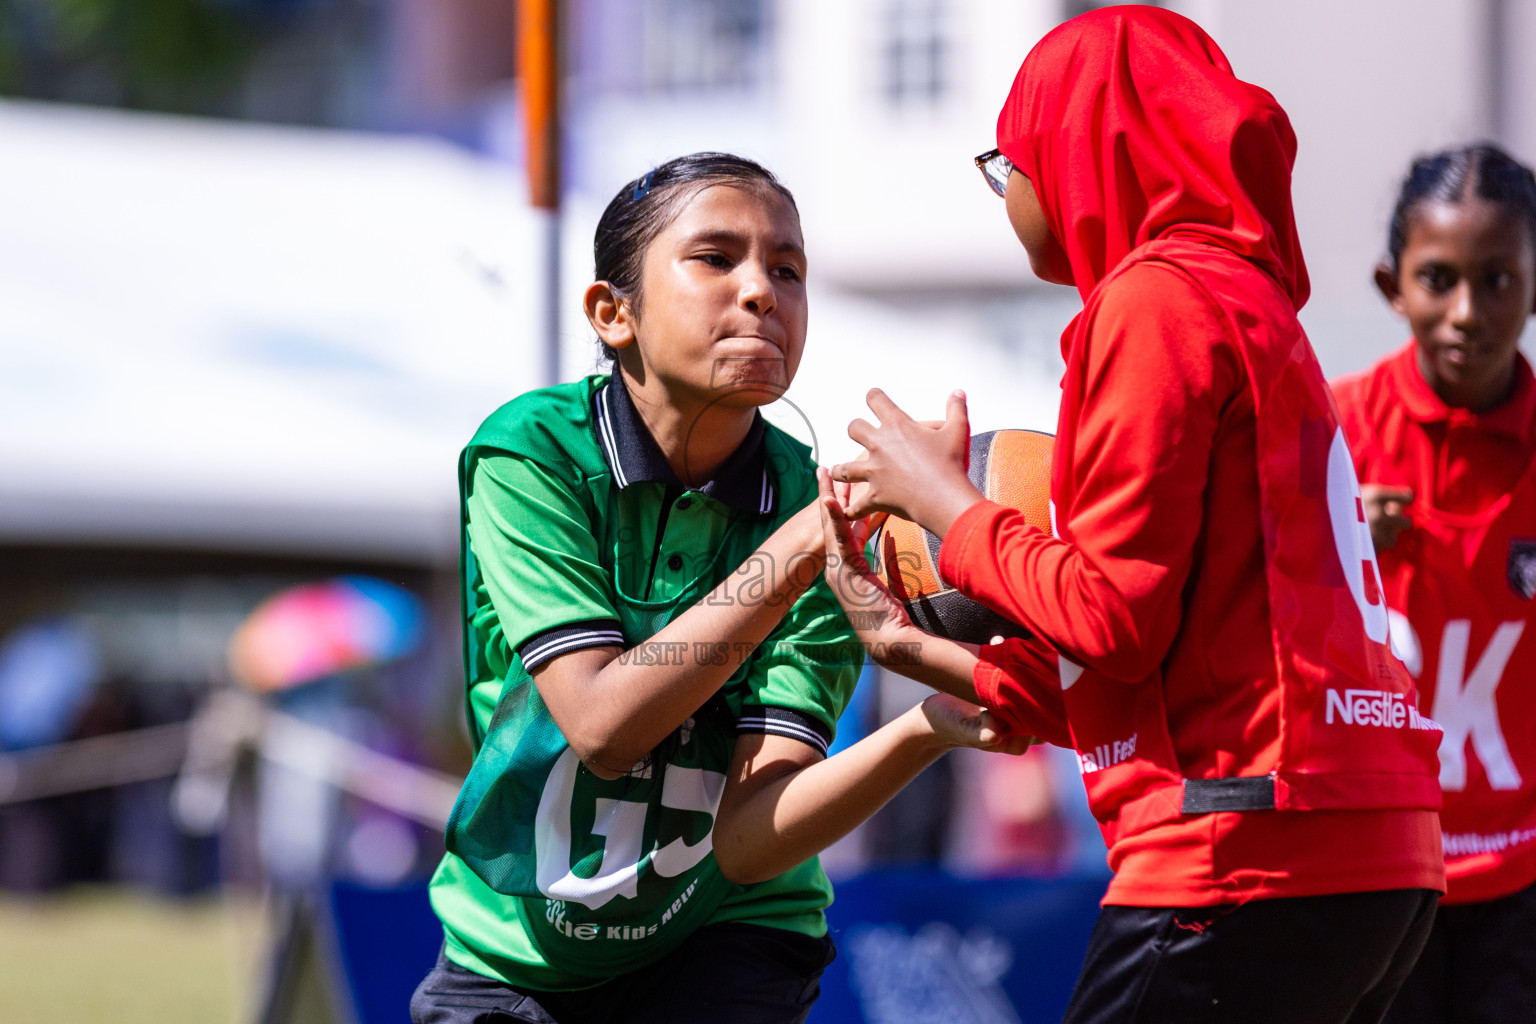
left=1324, top=688, right=1438, bottom=730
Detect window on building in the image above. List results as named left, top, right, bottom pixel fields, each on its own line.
left=637, top=0, right=767, bottom=92
left=882, top=0, right=949, bottom=107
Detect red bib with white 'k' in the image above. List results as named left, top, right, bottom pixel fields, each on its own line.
left=1373, top=455, right=1536, bottom=903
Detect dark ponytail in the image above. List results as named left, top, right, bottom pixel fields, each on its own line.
left=1386, top=143, right=1536, bottom=274
left=591, top=152, right=798, bottom=365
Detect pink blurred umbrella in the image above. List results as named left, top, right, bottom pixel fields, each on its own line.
left=228, top=576, right=424, bottom=692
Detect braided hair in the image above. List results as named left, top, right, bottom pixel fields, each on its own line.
left=1386, top=144, right=1536, bottom=274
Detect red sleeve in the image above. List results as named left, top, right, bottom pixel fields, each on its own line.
left=973, top=637, right=1073, bottom=747
left=940, top=263, right=1237, bottom=684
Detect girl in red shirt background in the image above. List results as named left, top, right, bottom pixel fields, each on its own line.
left=816, top=7, right=1444, bottom=1022
left=1333, top=144, right=1536, bottom=1024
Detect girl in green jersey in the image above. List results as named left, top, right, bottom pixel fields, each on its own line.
left=413, top=153, right=1025, bottom=1024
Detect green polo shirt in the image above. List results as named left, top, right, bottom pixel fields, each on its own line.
left=429, top=374, right=861, bottom=991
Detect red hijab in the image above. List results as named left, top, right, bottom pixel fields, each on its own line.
left=996, top=7, right=1310, bottom=310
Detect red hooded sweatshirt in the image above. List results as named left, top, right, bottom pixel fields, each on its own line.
left=938, top=8, right=1445, bottom=906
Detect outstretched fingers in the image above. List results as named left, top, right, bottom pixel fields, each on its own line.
left=818, top=469, right=883, bottom=613
left=846, top=417, right=878, bottom=449
left=864, top=387, right=909, bottom=425
left=944, top=389, right=969, bottom=431
left=818, top=469, right=861, bottom=564
left=942, top=390, right=973, bottom=473
left=829, top=460, right=871, bottom=484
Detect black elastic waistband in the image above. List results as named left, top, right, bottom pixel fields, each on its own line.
left=1182, top=775, right=1276, bottom=815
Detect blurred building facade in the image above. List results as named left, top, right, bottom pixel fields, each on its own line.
left=8, top=0, right=1530, bottom=374
left=561, top=0, right=1536, bottom=377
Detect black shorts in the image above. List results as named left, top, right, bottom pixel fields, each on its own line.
left=1061, top=888, right=1439, bottom=1024
left=409, top=923, right=836, bottom=1024
left=1382, top=878, right=1536, bottom=1024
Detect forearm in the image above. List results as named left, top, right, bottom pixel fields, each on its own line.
left=713, top=706, right=947, bottom=884
left=558, top=516, right=824, bottom=774
left=874, top=634, right=981, bottom=703
left=877, top=630, right=1070, bottom=745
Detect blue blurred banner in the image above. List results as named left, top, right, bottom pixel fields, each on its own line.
left=811, top=869, right=1104, bottom=1024
left=319, top=870, right=1103, bottom=1023
left=325, top=881, right=444, bottom=1024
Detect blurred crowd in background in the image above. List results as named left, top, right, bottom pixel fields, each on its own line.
left=2, top=0, right=1531, bottom=911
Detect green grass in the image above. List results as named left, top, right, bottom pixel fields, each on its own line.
left=0, top=888, right=268, bottom=1024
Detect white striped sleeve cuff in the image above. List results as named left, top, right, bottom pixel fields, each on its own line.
left=736, top=706, right=833, bottom=757
left=519, top=620, right=625, bottom=671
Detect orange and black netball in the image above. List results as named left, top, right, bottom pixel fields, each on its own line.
left=870, top=429, right=1053, bottom=644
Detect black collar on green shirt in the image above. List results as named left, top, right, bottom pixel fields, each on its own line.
left=592, top=374, right=777, bottom=515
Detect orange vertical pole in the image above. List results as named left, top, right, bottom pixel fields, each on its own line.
left=519, top=0, right=562, bottom=384
left=519, top=0, right=560, bottom=211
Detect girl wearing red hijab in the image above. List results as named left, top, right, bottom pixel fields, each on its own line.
left=819, top=8, right=1444, bottom=1022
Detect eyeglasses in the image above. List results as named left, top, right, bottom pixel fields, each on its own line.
left=974, top=148, right=1014, bottom=198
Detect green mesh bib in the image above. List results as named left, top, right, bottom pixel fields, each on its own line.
left=443, top=377, right=823, bottom=977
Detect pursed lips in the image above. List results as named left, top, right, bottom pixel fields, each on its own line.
left=717, top=335, right=785, bottom=354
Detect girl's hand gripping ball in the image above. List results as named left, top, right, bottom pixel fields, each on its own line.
left=831, top=420, right=1055, bottom=645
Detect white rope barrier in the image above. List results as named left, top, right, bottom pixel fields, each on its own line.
left=0, top=721, right=191, bottom=803
left=0, top=690, right=462, bottom=832
left=260, top=710, right=461, bottom=831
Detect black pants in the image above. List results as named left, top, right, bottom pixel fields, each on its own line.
left=1062, top=888, right=1439, bottom=1024
left=409, top=923, right=836, bottom=1024
left=1382, top=879, right=1536, bottom=1024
